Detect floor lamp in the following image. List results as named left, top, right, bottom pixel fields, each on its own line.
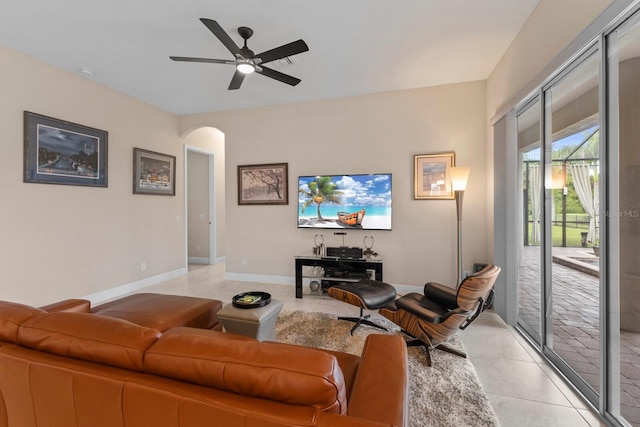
left=450, top=166, right=470, bottom=286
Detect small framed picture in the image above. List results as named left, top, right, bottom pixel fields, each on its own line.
left=237, top=162, right=288, bottom=205
left=414, top=152, right=456, bottom=200
left=24, top=111, right=108, bottom=187
left=133, top=148, right=176, bottom=196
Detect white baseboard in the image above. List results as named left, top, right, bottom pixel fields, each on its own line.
left=224, top=272, right=420, bottom=297
left=83, top=268, right=422, bottom=307
left=188, top=256, right=226, bottom=265
left=224, top=272, right=294, bottom=286
left=82, top=267, right=188, bottom=305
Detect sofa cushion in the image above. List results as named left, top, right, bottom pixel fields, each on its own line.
left=0, top=301, right=45, bottom=343
left=144, top=327, right=348, bottom=414
left=18, top=312, right=161, bottom=371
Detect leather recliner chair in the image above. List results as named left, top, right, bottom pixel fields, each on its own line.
left=379, top=264, right=501, bottom=366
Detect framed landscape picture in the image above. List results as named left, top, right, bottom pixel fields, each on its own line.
left=237, top=162, right=288, bottom=205
left=414, top=152, right=455, bottom=200
left=133, top=148, right=176, bottom=196
left=23, top=111, right=108, bottom=187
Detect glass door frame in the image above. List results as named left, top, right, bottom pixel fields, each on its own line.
left=515, top=40, right=605, bottom=411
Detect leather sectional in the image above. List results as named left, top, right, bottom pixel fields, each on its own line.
left=0, top=295, right=408, bottom=426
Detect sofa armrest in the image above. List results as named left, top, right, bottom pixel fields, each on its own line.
left=39, top=299, right=91, bottom=313
left=347, top=334, right=408, bottom=427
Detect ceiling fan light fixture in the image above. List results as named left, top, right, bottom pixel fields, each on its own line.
left=236, top=61, right=255, bottom=74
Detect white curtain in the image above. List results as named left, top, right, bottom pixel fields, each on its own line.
left=529, top=164, right=541, bottom=243
left=570, top=163, right=599, bottom=242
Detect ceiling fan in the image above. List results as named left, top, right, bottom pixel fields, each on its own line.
left=170, top=18, right=309, bottom=90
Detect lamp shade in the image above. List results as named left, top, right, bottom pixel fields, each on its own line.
left=549, top=166, right=565, bottom=189
left=450, top=166, right=471, bottom=191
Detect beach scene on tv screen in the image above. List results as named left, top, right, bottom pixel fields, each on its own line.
left=298, top=174, right=392, bottom=230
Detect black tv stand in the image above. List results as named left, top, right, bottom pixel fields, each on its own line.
left=294, top=254, right=383, bottom=298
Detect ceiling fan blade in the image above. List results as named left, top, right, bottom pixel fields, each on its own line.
left=170, top=56, right=234, bottom=64
left=254, top=39, right=309, bottom=64
left=228, top=69, right=246, bottom=90
left=200, top=18, right=243, bottom=57
left=257, top=66, right=301, bottom=86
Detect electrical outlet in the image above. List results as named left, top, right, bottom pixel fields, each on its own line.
left=141, top=262, right=146, bottom=271
left=242, top=258, right=247, bottom=266
left=196, top=245, right=201, bottom=251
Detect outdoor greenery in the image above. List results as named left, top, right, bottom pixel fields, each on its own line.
left=523, top=128, right=600, bottom=247
left=527, top=222, right=592, bottom=247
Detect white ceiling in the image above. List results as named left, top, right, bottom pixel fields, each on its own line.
left=0, top=0, right=539, bottom=115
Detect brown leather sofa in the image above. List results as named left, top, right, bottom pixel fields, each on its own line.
left=0, top=299, right=408, bottom=426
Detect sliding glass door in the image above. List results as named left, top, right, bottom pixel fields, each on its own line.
left=544, top=50, right=601, bottom=398
left=517, top=48, right=602, bottom=400
left=514, top=5, right=640, bottom=425
left=607, top=10, right=640, bottom=425
left=517, top=98, right=542, bottom=345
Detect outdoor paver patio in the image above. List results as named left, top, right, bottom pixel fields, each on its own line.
left=518, top=245, right=640, bottom=425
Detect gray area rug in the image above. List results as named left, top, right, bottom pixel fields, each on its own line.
left=276, top=310, right=499, bottom=427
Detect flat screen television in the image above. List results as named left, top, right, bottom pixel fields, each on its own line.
left=297, top=173, right=392, bottom=230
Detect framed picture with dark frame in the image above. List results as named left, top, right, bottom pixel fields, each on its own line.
left=133, top=148, right=176, bottom=196
left=237, top=162, right=288, bottom=205
left=23, top=111, right=108, bottom=187
left=413, top=152, right=456, bottom=200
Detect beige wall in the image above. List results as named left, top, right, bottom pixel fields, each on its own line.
left=487, top=0, right=613, bottom=120
left=0, top=46, right=185, bottom=306
left=1, top=0, right=620, bottom=306
left=181, top=81, right=488, bottom=288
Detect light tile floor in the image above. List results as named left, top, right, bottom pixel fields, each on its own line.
left=137, top=263, right=606, bottom=427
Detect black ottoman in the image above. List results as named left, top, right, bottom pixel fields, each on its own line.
left=327, top=279, right=396, bottom=335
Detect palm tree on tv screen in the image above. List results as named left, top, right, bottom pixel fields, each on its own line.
left=299, top=176, right=343, bottom=221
